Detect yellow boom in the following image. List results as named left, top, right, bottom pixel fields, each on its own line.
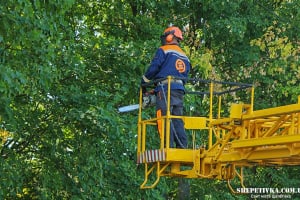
left=137, top=76, right=300, bottom=190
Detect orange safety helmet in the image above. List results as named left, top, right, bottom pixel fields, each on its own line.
left=163, top=26, right=183, bottom=42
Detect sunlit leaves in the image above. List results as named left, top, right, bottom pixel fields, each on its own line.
left=0, top=0, right=300, bottom=199
left=249, top=19, right=300, bottom=104
left=250, top=25, right=294, bottom=60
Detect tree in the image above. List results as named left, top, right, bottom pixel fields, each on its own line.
left=0, top=0, right=299, bottom=199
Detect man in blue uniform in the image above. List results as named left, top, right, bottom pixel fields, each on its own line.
left=141, top=26, right=191, bottom=148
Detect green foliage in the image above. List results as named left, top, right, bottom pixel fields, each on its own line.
left=0, top=0, right=299, bottom=199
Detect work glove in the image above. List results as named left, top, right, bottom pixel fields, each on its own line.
left=142, top=90, right=156, bottom=108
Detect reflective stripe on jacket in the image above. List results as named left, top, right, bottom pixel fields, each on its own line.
left=142, top=44, right=191, bottom=92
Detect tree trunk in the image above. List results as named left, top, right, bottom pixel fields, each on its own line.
left=177, top=178, right=190, bottom=200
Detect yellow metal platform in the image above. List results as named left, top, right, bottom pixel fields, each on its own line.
left=138, top=76, right=300, bottom=189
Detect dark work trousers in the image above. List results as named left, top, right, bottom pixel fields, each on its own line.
left=156, top=89, right=187, bottom=148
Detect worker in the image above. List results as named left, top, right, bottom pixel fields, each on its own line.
left=141, top=26, right=191, bottom=148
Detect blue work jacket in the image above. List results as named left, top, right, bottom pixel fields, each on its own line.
left=142, top=44, right=191, bottom=92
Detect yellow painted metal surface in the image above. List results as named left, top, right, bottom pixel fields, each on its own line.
left=165, top=148, right=196, bottom=163
left=230, top=104, right=244, bottom=119
left=138, top=76, right=300, bottom=189
left=183, top=117, right=207, bottom=129
left=231, top=134, right=300, bottom=148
